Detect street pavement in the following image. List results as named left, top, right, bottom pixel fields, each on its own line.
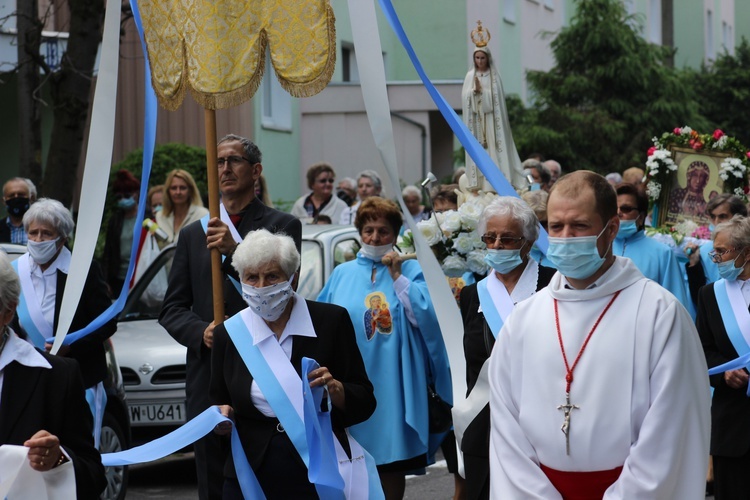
left=125, top=452, right=455, bottom=499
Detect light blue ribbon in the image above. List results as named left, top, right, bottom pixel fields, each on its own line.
left=43, top=0, right=157, bottom=346
left=476, top=277, right=503, bottom=339
left=710, top=280, right=750, bottom=396
left=376, top=0, right=548, bottom=254
left=224, top=314, right=346, bottom=497
left=199, top=215, right=242, bottom=295
left=301, top=357, right=346, bottom=499
left=101, top=406, right=265, bottom=499
left=11, top=260, right=46, bottom=349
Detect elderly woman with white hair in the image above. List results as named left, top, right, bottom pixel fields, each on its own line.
left=210, top=229, right=377, bottom=499
left=0, top=252, right=106, bottom=498
left=457, top=196, right=556, bottom=500
left=12, top=198, right=116, bottom=390
left=401, top=185, right=430, bottom=223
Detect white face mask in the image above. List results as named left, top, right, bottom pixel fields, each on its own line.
left=359, top=243, right=392, bottom=262
left=241, top=275, right=295, bottom=322
left=27, top=238, right=61, bottom=266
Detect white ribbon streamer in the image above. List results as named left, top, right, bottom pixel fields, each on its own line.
left=52, top=0, right=122, bottom=353
left=348, top=0, right=466, bottom=403
left=0, top=445, right=76, bottom=499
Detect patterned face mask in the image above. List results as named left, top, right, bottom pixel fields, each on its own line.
left=241, top=275, right=295, bottom=321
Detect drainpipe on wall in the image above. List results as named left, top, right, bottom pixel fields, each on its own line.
left=390, top=112, right=427, bottom=183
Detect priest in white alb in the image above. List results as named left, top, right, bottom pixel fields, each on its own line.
left=489, top=171, right=710, bottom=498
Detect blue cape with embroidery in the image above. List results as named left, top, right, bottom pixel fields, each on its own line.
left=317, top=255, right=452, bottom=465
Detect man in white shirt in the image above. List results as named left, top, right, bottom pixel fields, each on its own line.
left=489, top=170, right=710, bottom=498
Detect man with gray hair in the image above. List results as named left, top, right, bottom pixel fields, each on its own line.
left=543, top=160, right=562, bottom=185
left=522, top=159, right=551, bottom=192
left=0, top=177, right=36, bottom=244
left=160, top=134, right=302, bottom=499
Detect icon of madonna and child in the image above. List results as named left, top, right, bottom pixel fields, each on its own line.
left=363, top=292, right=393, bottom=341
left=665, top=154, right=724, bottom=227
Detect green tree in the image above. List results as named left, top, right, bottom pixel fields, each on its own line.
left=522, top=0, right=708, bottom=173
left=95, top=143, right=207, bottom=258
left=691, top=39, right=750, bottom=146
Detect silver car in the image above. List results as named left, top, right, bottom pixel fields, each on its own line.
left=112, top=224, right=360, bottom=442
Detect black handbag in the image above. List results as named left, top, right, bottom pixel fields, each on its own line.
left=427, top=384, right=453, bottom=433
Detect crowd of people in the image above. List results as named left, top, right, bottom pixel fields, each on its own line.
left=3, top=129, right=749, bottom=500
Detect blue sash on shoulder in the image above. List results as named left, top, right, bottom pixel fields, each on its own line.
left=224, top=312, right=347, bottom=499
left=12, top=257, right=49, bottom=349
left=712, top=279, right=750, bottom=396
left=200, top=212, right=242, bottom=295
left=476, top=274, right=514, bottom=339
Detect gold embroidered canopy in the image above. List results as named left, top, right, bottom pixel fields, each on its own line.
left=138, top=0, right=336, bottom=110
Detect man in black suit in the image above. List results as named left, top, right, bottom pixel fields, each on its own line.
left=159, top=134, right=302, bottom=500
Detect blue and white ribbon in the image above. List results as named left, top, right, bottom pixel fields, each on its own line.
left=47, top=0, right=158, bottom=347
left=101, top=405, right=265, bottom=499
left=376, top=0, right=549, bottom=254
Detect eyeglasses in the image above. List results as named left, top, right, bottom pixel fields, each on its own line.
left=709, top=247, right=738, bottom=263
left=480, top=234, right=525, bottom=246
left=618, top=205, right=639, bottom=214
left=317, top=178, right=335, bottom=184
left=217, top=156, right=252, bottom=168
left=113, top=193, right=134, bottom=200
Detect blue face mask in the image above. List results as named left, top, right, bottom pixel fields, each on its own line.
left=709, top=224, right=715, bottom=233
left=530, top=183, right=541, bottom=192
left=117, top=197, right=136, bottom=210
left=546, top=225, right=610, bottom=280
left=616, top=220, right=639, bottom=240
left=717, top=253, right=746, bottom=281
left=484, top=249, right=524, bottom=274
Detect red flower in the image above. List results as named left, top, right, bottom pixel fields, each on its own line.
left=713, top=129, right=725, bottom=140
left=746, top=151, right=750, bottom=159
left=745, top=185, right=750, bottom=194
left=689, top=139, right=704, bottom=151
left=647, top=146, right=656, bottom=157
left=673, top=127, right=681, bottom=134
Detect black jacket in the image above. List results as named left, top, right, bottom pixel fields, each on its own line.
left=159, top=197, right=302, bottom=419
left=0, top=349, right=106, bottom=499
left=210, top=299, right=376, bottom=476
left=697, top=282, right=750, bottom=457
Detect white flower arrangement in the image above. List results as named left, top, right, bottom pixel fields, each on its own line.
left=399, top=191, right=497, bottom=276
left=720, top=157, right=747, bottom=181
left=644, top=146, right=677, bottom=202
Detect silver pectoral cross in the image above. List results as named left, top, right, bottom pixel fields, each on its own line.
left=557, top=392, right=579, bottom=455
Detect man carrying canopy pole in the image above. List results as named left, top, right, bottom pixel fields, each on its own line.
left=135, top=0, right=334, bottom=496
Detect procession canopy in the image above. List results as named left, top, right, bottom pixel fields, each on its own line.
left=139, top=0, right=336, bottom=110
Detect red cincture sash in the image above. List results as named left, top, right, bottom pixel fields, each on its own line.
left=540, top=464, right=622, bottom=500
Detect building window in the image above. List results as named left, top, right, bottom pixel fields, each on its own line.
left=706, top=10, right=715, bottom=61
left=504, top=0, right=516, bottom=24
left=341, top=44, right=359, bottom=82
left=722, top=21, right=734, bottom=55
left=261, top=52, right=292, bottom=131
left=648, top=0, right=661, bottom=44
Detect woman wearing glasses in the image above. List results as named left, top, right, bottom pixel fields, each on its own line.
left=155, top=169, right=208, bottom=249
left=317, top=197, right=452, bottom=499
left=291, top=162, right=348, bottom=224
left=696, top=214, right=750, bottom=499
left=612, top=183, right=695, bottom=318
left=457, top=197, right=555, bottom=500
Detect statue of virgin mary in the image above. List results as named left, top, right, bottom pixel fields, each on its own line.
left=462, top=21, right=527, bottom=192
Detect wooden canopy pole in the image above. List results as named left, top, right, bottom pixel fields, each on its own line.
left=204, top=108, right=225, bottom=323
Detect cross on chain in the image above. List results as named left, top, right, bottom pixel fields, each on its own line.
left=557, top=392, right=579, bottom=455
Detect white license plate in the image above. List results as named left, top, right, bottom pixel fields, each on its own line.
left=129, top=403, right=186, bottom=424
